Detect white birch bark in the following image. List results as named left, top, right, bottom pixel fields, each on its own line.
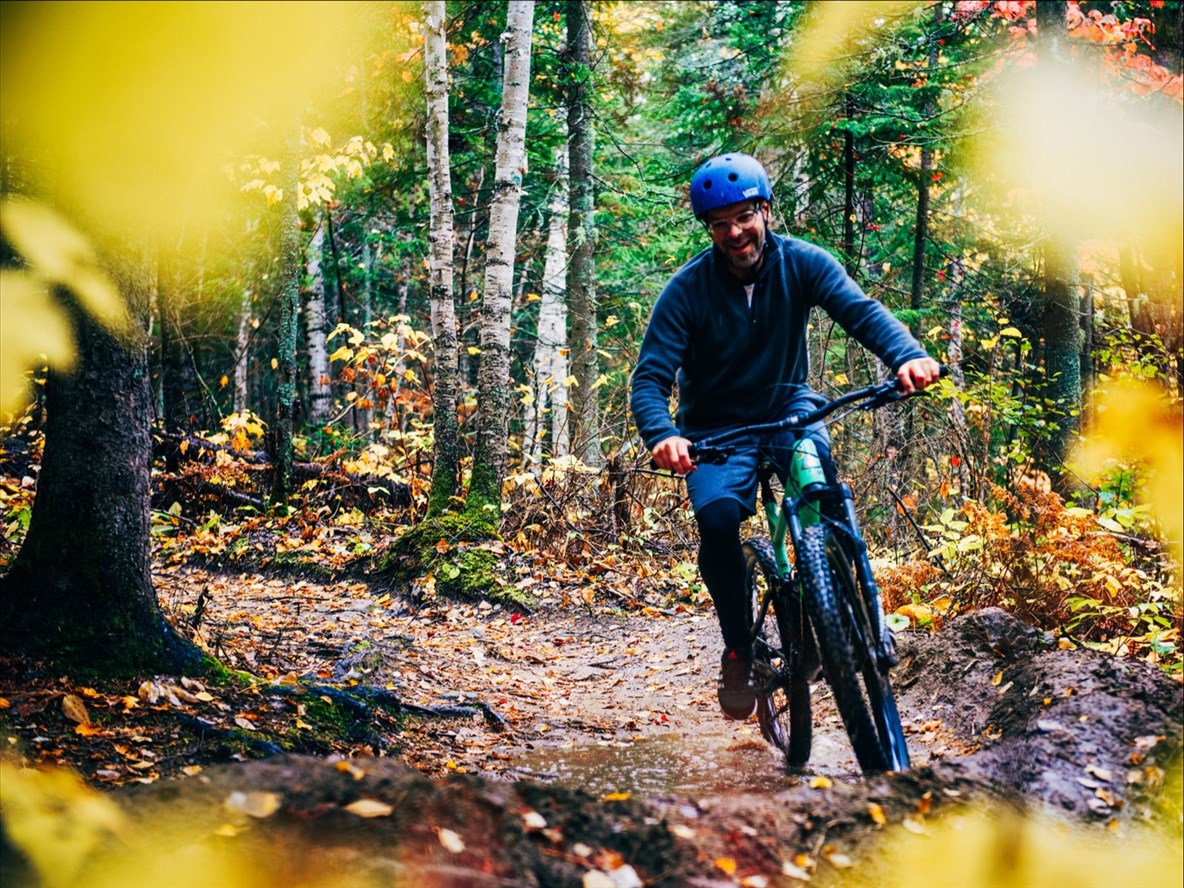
left=524, top=146, right=570, bottom=464
left=424, top=0, right=462, bottom=514
left=469, top=0, right=535, bottom=512
left=304, top=219, right=332, bottom=426
left=233, top=286, right=252, bottom=413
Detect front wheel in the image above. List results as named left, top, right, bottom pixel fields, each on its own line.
left=743, top=538, right=811, bottom=768
left=796, top=524, right=909, bottom=773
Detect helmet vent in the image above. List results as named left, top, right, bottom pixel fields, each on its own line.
left=728, top=172, right=738, bottom=181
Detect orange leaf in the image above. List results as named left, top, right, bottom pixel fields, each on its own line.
left=715, top=857, right=737, bottom=876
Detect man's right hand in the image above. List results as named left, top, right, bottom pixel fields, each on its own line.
left=652, top=436, right=696, bottom=475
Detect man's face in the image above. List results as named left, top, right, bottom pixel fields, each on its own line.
left=704, top=200, right=770, bottom=279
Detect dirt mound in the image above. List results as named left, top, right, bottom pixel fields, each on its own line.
left=895, top=608, right=1182, bottom=824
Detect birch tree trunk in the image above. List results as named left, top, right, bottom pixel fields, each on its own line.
left=424, top=0, right=462, bottom=516
left=565, top=0, right=601, bottom=466
left=232, top=284, right=252, bottom=414
left=525, top=149, right=570, bottom=465
left=304, top=218, right=332, bottom=426
left=270, top=147, right=300, bottom=503
left=467, top=0, right=535, bottom=520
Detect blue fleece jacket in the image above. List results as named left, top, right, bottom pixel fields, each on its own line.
left=630, top=231, right=929, bottom=449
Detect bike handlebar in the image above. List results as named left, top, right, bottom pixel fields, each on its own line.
left=687, top=365, right=948, bottom=463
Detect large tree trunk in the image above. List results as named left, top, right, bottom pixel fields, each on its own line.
left=304, top=217, right=332, bottom=427
left=424, top=0, right=461, bottom=517
left=842, top=93, right=857, bottom=278
left=909, top=3, right=942, bottom=338
left=524, top=147, right=570, bottom=466
left=1036, top=0, right=1082, bottom=494
left=158, top=244, right=198, bottom=433
left=565, top=0, right=601, bottom=467
left=467, top=0, right=534, bottom=520
left=0, top=255, right=205, bottom=676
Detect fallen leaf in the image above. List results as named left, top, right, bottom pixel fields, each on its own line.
left=669, top=824, right=695, bottom=839
left=809, top=775, right=832, bottom=789
left=902, top=816, right=927, bottom=834
left=823, top=848, right=852, bottom=869
left=225, top=791, right=282, bottom=819
left=742, top=877, right=770, bottom=888
left=522, top=810, right=547, bottom=830
left=601, top=791, right=631, bottom=802
left=437, top=827, right=465, bottom=853
left=74, top=723, right=102, bottom=737
left=990, top=670, right=1004, bottom=686
left=61, top=694, right=90, bottom=725
left=867, top=802, right=887, bottom=825
left=345, top=798, right=394, bottom=818
left=781, top=858, right=812, bottom=881
left=715, top=857, right=737, bottom=875
left=234, top=716, right=257, bottom=731
left=583, top=873, right=614, bottom=888
left=336, top=760, right=367, bottom=781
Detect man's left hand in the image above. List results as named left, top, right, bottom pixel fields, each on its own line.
left=896, top=357, right=942, bottom=394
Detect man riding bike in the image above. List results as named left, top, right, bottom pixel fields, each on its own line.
left=630, top=152, right=941, bottom=720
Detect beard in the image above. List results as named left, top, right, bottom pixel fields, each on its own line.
left=722, top=228, right=766, bottom=279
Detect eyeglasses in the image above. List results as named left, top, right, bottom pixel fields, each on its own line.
left=705, top=209, right=760, bottom=236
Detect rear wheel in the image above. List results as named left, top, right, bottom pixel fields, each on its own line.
left=797, top=524, right=909, bottom=773
left=743, top=538, right=811, bottom=768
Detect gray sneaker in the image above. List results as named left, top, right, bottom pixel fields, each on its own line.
left=718, top=648, right=757, bottom=720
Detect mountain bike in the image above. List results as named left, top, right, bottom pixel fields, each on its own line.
left=689, top=376, right=937, bottom=773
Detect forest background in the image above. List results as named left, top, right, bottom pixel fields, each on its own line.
left=0, top=0, right=1181, bottom=689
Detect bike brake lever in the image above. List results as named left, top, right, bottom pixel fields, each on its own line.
left=689, top=446, right=731, bottom=465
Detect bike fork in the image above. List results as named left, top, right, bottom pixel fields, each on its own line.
left=836, top=484, right=896, bottom=670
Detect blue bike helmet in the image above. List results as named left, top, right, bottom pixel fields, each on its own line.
left=689, top=153, right=772, bottom=219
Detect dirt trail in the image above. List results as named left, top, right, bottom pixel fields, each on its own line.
left=88, top=571, right=1182, bottom=887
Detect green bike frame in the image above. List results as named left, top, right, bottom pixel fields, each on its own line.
left=763, top=437, right=828, bottom=580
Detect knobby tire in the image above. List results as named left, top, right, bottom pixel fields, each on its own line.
left=743, top=538, right=811, bottom=768
left=797, top=524, right=907, bottom=773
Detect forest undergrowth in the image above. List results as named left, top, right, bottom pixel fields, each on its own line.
left=2, top=411, right=1179, bottom=680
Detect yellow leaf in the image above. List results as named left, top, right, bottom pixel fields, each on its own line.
left=999, top=326, right=1023, bottom=338
left=224, top=791, right=282, bottom=819
left=270, top=357, right=279, bottom=370
left=867, top=802, right=887, bottom=825
left=0, top=199, right=129, bottom=335
left=601, top=791, right=631, bottom=802
left=715, top=857, right=737, bottom=876
left=525, top=292, right=541, bottom=302
left=467, top=346, right=482, bottom=355
left=991, top=670, right=1004, bottom=686
left=308, top=126, right=331, bottom=147
left=74, top=723, right=102, bottom=737
left=336, top=760, right=367, bottom=781
left=810, top=775, right=832, bottom=789
left=345, top=798, right=394, bottom=818
left=61, top=694, right=90, bottom=725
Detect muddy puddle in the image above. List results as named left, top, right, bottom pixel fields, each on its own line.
left=517, top=707, right=870, bottom=797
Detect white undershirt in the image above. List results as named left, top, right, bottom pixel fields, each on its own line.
left=744, top=283, right=754, bottom=308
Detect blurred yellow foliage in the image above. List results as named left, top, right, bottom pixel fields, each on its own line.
left=0, top=1, right=369, bottom=240
left=967, top=65, right=1184, bottom=264
left=1077, top=379, right=1184, bottom=560
left=879, top=793, right=1183, bottom=888
left=781, top=1, right=923, bottom=98
left=0, top=199, right=129, bottom=415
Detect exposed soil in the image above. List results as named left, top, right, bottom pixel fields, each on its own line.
left=2, top=566, right=1181, bottom=887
